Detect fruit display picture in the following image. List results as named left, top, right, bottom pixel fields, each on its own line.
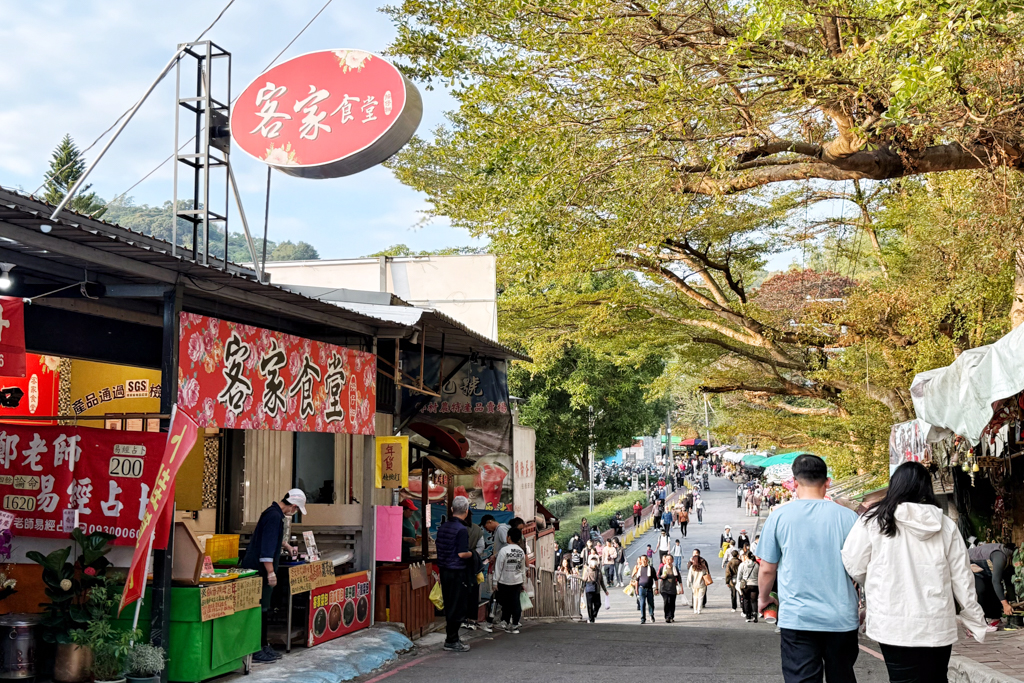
left=400, top=356, right=514, bottom=511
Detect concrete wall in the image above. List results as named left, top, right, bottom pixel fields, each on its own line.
left=263, top=254, right=499, bottom=341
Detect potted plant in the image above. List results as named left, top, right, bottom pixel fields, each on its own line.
left=28, top=530, right=116, bottom=683
left=124, top=644, right=165, bottom=683
left=70, top=576, right=137, bottom=683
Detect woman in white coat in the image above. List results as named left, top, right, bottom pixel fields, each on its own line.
left=842, top=462, right=988, bottom=683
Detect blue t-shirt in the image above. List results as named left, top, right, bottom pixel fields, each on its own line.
left=756, top=499, right=859, bottom=632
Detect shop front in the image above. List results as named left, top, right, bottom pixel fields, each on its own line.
left=0, top=187, right=398, bottom=681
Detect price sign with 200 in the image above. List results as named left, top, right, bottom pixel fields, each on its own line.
left=108, top=457, right=144, bottom=478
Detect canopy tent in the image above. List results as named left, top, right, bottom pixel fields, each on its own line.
left=764, top=463, right=794, bottom=484
left=759, top=451, right=808, bottom=468
left=910, top=322, right=1024, bottom=446
left=722, top=451, right=746, bottom=463
left=741, top=454, right=768, bottom=467
left=680, top=438, right=708, bottom=446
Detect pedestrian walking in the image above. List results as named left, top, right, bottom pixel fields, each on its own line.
left=632, top=555, right=657, bottom=624
left=657, top=529, right=671, bottom=564
left=601, top=539, right=618, bottom=586
left=687, top=550, right=710, bottom=614
left=632, top=500, right=642, bottom=528
left=756, top=454, right=859, bottom=682
left=645, top=544, right=653, bottom=561
left=724, top=549, right=741, bottom=612
left=580, top=517, right=590, bottom=542
left=436, top=496, right=474, bottom=652
left=695, top=496, right=705, bottom=524
left=661, top=507, right=674, bottom=532
left=737, top=529, right=751, bottom=551
left=679, top=507, right=689, bottom=537
left=737, top=483, right=744, bottom=508
left=841, top=462, right=988, bottom=682
left=671, top=539, right=684, bottom=571
left=737, top=549, right=759, bottom=622
left=613, top=538, right=627, bottom=586
left=494, top=527, right=526, bottom=634
left=659, top=556, right=682, bottom=623
left=581, top=554, right=609, bottom=623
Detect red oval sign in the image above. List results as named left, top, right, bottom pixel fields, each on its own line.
left=230, top=49, right=422, bottom=179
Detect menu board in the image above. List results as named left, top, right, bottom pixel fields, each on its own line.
left=200, top=583, right=236, bottom=622
left=289, top=561, right=335, bottom=595
left=289, top=564, right=313, bottom=595
left=307, top=571, right=371, bottom=647
left=233, top=576, right=262, bottom=611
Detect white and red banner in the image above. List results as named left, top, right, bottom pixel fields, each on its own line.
left=0, top=298, right=26, bottom=378
left=0, top=422, right=166, bottom=543
left=177, top=312, right=376, bottom=434
left=118, top=407, right=200, bottom=615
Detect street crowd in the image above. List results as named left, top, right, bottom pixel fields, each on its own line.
left=433, top=451, right=1004, bottom=683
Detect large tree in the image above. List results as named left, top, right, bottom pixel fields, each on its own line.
left=509, top=345, right=669, bottom=490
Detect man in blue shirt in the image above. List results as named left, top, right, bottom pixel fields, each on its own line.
left=240, top=488, right=306, bottom=663
left=757, top=454, right=859, bottom=683
left=435, top=495, right=473, bottom=652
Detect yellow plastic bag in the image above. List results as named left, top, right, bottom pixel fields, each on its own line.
left=429, top=582, right=444, bottom=610
left=476, top=572, right=485, bottom=584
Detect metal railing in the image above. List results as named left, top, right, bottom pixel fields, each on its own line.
left=524, top=567, right=582, bottom=619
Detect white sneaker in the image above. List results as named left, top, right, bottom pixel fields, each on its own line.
left=479, top=622, right=493, bottom=633
left=732, top=609, right=737, bottom=612
left=498, top=620, right=508, bottom=631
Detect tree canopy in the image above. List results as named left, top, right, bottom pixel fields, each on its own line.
left=384, top=0, right=1024, bottom=477
left=43, top=135, right=106, bottom=218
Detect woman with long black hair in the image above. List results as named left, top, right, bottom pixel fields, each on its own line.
left=842, top=461, right=988, bottom=683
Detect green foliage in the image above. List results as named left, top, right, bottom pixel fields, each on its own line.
left=553, top=491, right=639, bottom=548
left=43, top=135, right=106, bottom=218
left=364, top=244, right=488, bottom=257
left=509, top=345, right=668, bottom=489
left=72, top=615, right=136, bottom=681
left=542, top=490, right=631, bottom=520
left=27, top=531, right=116, bottom=644
left=268, top=240, right=319, bottom=261
left=126, top=643, right=166, bottom=678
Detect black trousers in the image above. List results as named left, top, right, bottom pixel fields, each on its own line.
left=654, top=516, right=662, bottom=530
left=496, top=582, right=522, bottom=626
left=728, top=583, right=738, bottom=609
left=680, top=521, right=688, bottom=536
left=779, top=629, right=859, bottom=683
left=585, top=590, right=602, bottom=622
left=663, top=593, right=677, bottom=621
left=741, top=585, right=759, bottom=619
left=878, top=644, right=951, bottom=683
left=439, top=568, right=467, bottom=644
left=633, top=513, right=641, bottom=527
left=462, top=574, right=480, bottom=623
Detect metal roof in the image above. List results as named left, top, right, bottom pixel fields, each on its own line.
left=0, top=186, right=527, bottom=361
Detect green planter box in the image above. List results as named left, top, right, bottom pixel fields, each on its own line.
left=113, top=587, right=260, bottom=683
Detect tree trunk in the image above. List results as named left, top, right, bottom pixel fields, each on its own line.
left=1012, top=246, right=1024, bottom=330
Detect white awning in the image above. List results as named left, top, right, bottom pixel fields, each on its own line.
left=910, top=323, right=1024, bottom=445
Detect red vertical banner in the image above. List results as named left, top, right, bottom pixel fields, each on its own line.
left=0, top=298, right=25, bottom=378
left=118, top=407, right=199, bottom=615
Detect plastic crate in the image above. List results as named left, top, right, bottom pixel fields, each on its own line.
left=204, top=534, right=240, bottom=563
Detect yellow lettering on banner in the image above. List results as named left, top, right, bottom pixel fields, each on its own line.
left=168, top=423, right=189, bottom=464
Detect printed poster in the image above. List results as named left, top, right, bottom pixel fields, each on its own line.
left=401, top=357, right=513, bottom=511
left=307, top=571, right=371, bottom=646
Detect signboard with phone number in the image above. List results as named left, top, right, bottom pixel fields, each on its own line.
left=307, top=571, right=370, bottom=647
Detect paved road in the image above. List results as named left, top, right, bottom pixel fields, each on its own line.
left=368, top=478, right=890, bottom=682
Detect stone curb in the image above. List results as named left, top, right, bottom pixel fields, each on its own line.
left=949, top=654, right=1023, bottom=683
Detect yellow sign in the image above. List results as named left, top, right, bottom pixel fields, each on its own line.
left=200, top=583, right=236, bottom=622
left=233, top=576, right=263, bottom=611
left=376, top=436, right=409, bottom=489
left=289, top=563, right=313, bottom=595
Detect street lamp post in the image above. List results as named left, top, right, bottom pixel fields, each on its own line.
left=588, top=406, right=595, bottom=513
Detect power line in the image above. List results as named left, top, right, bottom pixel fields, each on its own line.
left=33, top=0, right=239, bottom=197
left=106, top=0, right=337, bottom=208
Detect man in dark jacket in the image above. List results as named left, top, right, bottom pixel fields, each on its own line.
left=240, top=488, right=306, bottom=663
left=436, top=496, right=473, bottom=652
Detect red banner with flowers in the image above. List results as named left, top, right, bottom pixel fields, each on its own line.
left=0, top=423, right=166, bottom=544
left=177, top=312, right=376, bottom=434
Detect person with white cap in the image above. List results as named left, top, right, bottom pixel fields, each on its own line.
left=240, top=488, right=307, bottom=663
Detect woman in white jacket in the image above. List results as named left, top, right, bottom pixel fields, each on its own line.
left=842, top=462, right=988, bottom=682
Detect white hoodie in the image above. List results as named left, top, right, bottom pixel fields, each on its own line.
left=842, top=502, right=987, bottom=647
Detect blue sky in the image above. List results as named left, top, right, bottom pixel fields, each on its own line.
left=0, top=0, right=484, bottom=258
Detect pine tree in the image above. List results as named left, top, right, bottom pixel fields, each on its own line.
left=42, top=135, right=107, bottom=218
